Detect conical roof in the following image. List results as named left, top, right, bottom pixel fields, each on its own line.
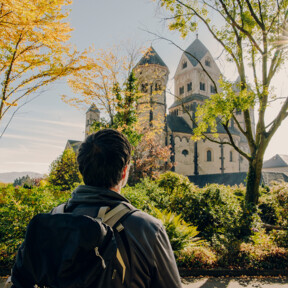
left=184, top=38, right=209, bottom=67
left=86, top=104, right=100, bottom=113
left=137, top=46, right=168, bottom=68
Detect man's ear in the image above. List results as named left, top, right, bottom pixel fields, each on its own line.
left=122, top=165, right=129, bottom=180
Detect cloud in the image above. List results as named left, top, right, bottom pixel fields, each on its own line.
left=15, top=116, right=84, bottom=129
left=3, top=133, right=65, bottom=145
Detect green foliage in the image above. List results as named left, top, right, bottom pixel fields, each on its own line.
left=0, top=185, right=71, bottom=274
left=1, top=172, right=288, bottom=273
left=157, top=171, right=194, bottom=195
left=91, top=71, right=141, bottom=147
left=238, top=239, right=288, bottom=270
left=156, top=172, right=244, bottom=240
left=151, top=207, right=203, bottom=254
left=13, top=175, right=43, bottom=188
left=159, top=0, right=288, bottom=212
left=259, top=182, right=288, bottom=248
left=177, top=246, right=217, bottom=269
left=48, top=148, right=82, bottom=191
left=121, top=183, right=151, bottom=212
left=193, top=79, right=256, bottom=141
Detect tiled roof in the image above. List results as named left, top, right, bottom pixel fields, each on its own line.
left=167, top=115, right=193, bottom=134
left=188, top=171, right=288, bottom=187
left=262, top=171, right=288, bottom=185
left=169, top=94, right=209, bottom=109
left=66, top=140, right=82, bottom=153
left=188, top=172, right=247, bottom=187
left=87, top=104, right=100, bottom=113
left=212, top=121, right=241, bottom=136
left=184, top=39, right=209, bottom=67
left=263, top=154, right=288, bottom=168
left=136, top=46, right=168, bottom=68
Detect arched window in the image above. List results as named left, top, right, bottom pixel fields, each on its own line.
left=210, top=85, right=216, bottom=94
left=182, top=60, right=187, bottom=69
left=155, top=81, right=162, bottom=91
left=207, top=150, right=212, bottom=162
left=141, top=83, right=148, bottom=93
left=205, top=58, right=211, bottom=67
left=182, top=149, right=189, bottom=157
left=200, top=82, right=205, bottom=91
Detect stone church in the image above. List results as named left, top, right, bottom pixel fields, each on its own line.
left=133, top=38, right=254, bottom=177
left=67, top=38, right=256, bottom=183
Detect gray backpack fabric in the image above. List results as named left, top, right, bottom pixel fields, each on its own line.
left=11, top=203, right=134, bottom=288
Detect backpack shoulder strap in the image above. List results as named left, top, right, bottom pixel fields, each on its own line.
left=102, top=203, right=135, bottom=227
left=52, top=202, right=135, bottom=228
left=51, top=203, right=66, bottom=214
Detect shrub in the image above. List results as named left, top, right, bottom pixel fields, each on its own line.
left=49, top=148, right=82, bottom=191
left=151, top=207, right=203, bottom=255
left=176, top=246, right=217, bottom=269
left=157, top=171, right=195, bottom=195
left=239, top=241, right=288, bottom=269
left=123, top=177, right=169, bottom=212
left=0, top=185, right=71, bottom=274
left=122, top=184, right=151, bottom=211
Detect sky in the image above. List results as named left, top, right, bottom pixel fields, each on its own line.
left=0, top=0, right=287, bottom=174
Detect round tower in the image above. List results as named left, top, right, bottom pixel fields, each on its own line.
left=85, top=104, right=100, bottom=138
left=134, top=47, right=169, bottom=141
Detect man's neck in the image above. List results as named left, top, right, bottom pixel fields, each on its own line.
left=110, top=184, right=121, bottom=194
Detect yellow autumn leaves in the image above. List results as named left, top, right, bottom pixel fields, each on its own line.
left=0, top=0, right=88, bottom=125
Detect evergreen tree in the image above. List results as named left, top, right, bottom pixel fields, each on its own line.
left=49, top=148, right=82, bottom=191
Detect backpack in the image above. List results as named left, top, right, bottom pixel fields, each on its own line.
left=11, top=202, right=135, bottom=288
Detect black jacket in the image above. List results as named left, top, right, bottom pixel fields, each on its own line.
left=65, top=185, right=182, bottom=288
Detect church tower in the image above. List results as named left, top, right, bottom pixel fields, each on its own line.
left=85, top=104, right=100, bottom=138
left=134, top=47, right=169, bottom=143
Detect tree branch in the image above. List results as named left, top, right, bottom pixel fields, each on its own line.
left=267, top=96, right=288, bottom=140
left=174, top=0, right=240, bottom=66
left=218, top=0, right=264, bottom=53
left=144, top=30, right=219, bottom=92
left=222, top=122, right=251, bottom=160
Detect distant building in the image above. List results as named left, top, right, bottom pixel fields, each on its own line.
left=134, top=38, right=254, bottom=177
left=261, top=154, right=288, bottom=185
left=65, top=38, right=288, bottom=187
left=263, top=154, right=288, bottom=173
left=65, top=104, right=100, bottom=153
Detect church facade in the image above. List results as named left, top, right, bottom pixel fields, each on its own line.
left=67, top=38, right=255, bottom=178
left=134, top=38, right=255, bottom=176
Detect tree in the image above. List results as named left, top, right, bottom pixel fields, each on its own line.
left=13, top=175, right=33, bottom=188
left=91, top=71, right=142, bottom=146
left=158, top=0, right=288, bottom=210
left=129, top=132, right=172, bottom=185
left=49, top=148, right=82, bottom=191
left=0, top=0, right=88, bottom=136
left=64, top=45, right=172, bottom=184
left=62, top=46, right=142, bottom=124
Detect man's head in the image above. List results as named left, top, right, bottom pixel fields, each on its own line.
left=77, top=129, right=132, bottom=189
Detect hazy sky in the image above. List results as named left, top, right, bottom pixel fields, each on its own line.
left=0, top=0, right=287, bottom=174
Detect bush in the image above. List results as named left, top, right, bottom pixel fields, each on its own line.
left=176, top=246, right=217, bottom=269
left=122, top=183, right=151, bottom=211
left=151, top=207, right=203, bottom=254
left=239, top=241, right=288, bottom=269
left=0, top=185, right=71, bottom=274
left=157, top=171, right=195, bottom=195
left=49, top=148, right=82, bottom=191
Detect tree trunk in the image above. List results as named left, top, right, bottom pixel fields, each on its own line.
left=245, top=153, right=264, bottom=209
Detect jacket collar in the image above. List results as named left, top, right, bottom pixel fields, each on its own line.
left=67, top=185, right=129, bottom=206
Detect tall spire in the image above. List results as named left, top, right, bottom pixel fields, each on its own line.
left=136, top=46, right=168, bottom=68
left=184, top=38, right=209, bottom=67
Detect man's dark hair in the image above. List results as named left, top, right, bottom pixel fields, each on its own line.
left=77, top=129, right=132, bottom=188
